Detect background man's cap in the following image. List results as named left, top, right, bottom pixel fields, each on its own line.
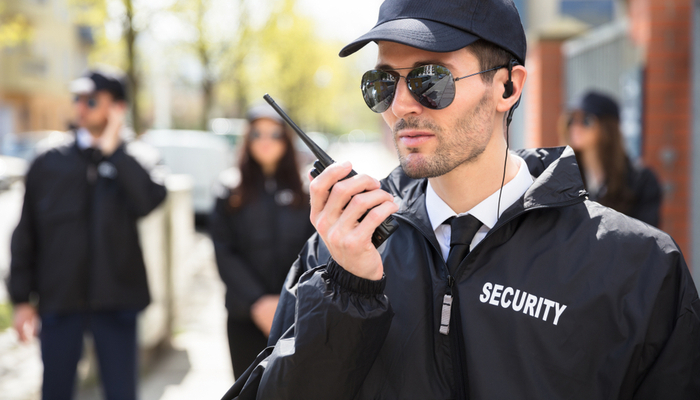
left=339, top=0, right=527, bottom=65
left=246, top=101, right=285, bottom=124
left=70, top=69, right=128, bottom=102
left=569, top=91, right=620, bottom=120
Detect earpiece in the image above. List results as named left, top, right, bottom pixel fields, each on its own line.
left=502, top=59, right=518, bottom=99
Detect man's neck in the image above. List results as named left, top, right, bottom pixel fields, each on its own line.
left=428, top=141, right=519, bottom=214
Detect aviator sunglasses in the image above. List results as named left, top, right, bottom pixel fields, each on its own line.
left=250, top=129, right=285, bottom=141
left=74, top=95, right=99, bottom=109
left=566, top=113, right=596, bottom=128
left=361, top=64, right=508, bottom=113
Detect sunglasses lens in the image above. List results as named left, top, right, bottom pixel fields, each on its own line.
left=361, top=70, right=397, bottom=113
left=251, top=130, right=284, bottom=141
left=406, top=65, right=455, bottom=109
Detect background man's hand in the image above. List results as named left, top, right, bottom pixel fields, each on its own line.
left=99, top=104, right=126, bottom=157
left=13, top=303, right=38, bottom=343
left=308, top=161, right=398, bottom=281
left=250, top=294, right=280, bottom=337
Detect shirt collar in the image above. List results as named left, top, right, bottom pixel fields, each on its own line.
left=426, top=154, right=534, bottom=232
left=76, top=128, right=96, bottom=150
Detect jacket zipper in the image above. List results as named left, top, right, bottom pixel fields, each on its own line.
left=393, top=195, right=586, bottom=399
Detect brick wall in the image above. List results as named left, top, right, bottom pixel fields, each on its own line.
left=637, top=0, right=693, bottom=259
left=525, top=39, right=567, bottom=149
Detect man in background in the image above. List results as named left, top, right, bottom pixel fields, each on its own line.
left=7, top=68, right=167, bottom=400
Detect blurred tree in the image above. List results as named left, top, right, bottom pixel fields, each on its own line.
left=170, top=0, right=253, bottom=129
left=0, top=2, right=31, bottom=48
left=244, top=0, right=377, bottom=135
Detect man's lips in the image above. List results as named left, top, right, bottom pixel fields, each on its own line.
left=397, top=130, right=435, bottom=147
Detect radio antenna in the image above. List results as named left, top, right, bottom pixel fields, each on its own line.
left=263, top=94, right=334, bottom=167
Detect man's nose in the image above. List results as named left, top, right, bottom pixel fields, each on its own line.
left=389, top=77, right=423, bottom=119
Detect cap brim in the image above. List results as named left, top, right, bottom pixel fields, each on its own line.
left=339, top=18, right=479, bottom=57
left=69, top=77, right=96, bottom=95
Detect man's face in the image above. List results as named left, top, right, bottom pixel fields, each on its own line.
left=74, top=91, right=115, bottom=134
left=376, top=41, right=497, bottom=179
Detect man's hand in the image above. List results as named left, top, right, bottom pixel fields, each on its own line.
left=99, top=104, right=126, bottom=157
left=309, top=161, right=398, bottom=281
left=13, top=303, right=38, bottom=343
left=251, top=295, right=280, bottom=337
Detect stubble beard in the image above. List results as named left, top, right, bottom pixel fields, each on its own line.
left=393, top=93, right=494, bottom=179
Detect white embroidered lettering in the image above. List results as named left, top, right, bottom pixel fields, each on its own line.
left=479, top=282, right=493, bottom=303
left=512, top=290, right=526, bottom=312
left=477, top=282, right=567, bottom=326
left=501, top=287, right=514, bottom=308
left=553, top=303, right=567, bottom=325
left=524, top=294, right=538, bottom=317
left=542, top=299, right=555, bottom=322
left=489, top=284, right=504, bottom=306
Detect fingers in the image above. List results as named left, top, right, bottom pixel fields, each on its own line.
left=309, top=161, right=353, bottom=221
left=310, top=162, right=385, bottom=236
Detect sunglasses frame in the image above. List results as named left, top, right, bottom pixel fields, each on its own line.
left=74, top=95, right=99, bottom=109
left=361, top=63, right=509, bottom=113
left=567, top=113, right=597, bottom=128
left=250, top=129, right=285, bottom=141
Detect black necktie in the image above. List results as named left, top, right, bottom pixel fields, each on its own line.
left=445, top=214, right=482, bottom=275
left=83, top=147, right=103, bottom=183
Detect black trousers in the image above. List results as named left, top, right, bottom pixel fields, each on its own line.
left=226, top=314, right=269, bottom=379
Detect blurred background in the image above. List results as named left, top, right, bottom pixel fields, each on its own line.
left=0, top=0, right=698, bottom=398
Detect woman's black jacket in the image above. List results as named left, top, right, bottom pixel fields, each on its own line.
left=8, top=140, right=167, bottom=314
left=223, top=146, right=700, bottom=400
left=209, top=180, right=315, bottom=320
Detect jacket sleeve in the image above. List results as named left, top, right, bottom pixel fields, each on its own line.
left=7, top=161, right=39, bottom=305
left=209, top=196, right=267, bottom=315
left=107, top=145, right=167, bottom=217
left=631, top=250, right=700, bottom=399
left=221, top=239, right=394, bottom=400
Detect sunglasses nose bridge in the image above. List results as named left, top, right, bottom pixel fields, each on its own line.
left=390, top=73, right=426, bottom=114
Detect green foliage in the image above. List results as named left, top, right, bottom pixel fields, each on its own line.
left=241, top=0, right=379, bottom=135
left=66, top=0, right=382, bottom=136
left=0, top=302, right=12, bottom=332
left=0, top=1, right=32, bottom=48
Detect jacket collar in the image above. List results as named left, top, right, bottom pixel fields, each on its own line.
left=382, top=146, right=587, bottom=236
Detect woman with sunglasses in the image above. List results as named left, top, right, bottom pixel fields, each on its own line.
left=209, top=102, right=315, bottom=378
left=561, top=90, right=662, bottom=227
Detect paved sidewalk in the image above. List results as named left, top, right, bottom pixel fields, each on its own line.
left=0, top=233, right=234, bottom=400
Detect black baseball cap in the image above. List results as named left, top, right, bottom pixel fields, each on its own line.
left=70, top=69, right=128, bottom=102
left=570, top=91, right=620, bottom=120
left=339, top=0, right=527, bottom=65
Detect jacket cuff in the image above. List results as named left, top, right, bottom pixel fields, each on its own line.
left=326, top=259, right=386, bottom=296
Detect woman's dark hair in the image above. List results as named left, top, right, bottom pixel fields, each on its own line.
left=227, top=119, right=307, bottom=210
left=573, top=115, right=635, bottom=214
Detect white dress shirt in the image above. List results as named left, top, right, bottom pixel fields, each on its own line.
left=76, top=128, right=97, bottom=149
left=426, top=155, right=534, bottom=261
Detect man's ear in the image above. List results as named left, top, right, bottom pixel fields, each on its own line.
left=496, top=64, right=526, bottom=113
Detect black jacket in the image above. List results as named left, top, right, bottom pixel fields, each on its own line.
left=587, top=161, right=662, bottom=228
left=7, top=139, right=167, bottom=314
left=224, top=147, right=700, bottom=400
left=210, top=180, right=315, bottom=320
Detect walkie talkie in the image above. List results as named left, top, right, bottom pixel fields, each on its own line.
left=263, top=94, right=399, bottom=248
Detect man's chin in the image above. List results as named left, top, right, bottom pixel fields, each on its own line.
left=400, top=159, right=439, bottom=179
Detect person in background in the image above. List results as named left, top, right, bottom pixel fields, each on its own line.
left=561, top=90, right=662, bottom=227
left=7, top=68, right=167, bottom=400
left=209, top=102, right=315, bottom=379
